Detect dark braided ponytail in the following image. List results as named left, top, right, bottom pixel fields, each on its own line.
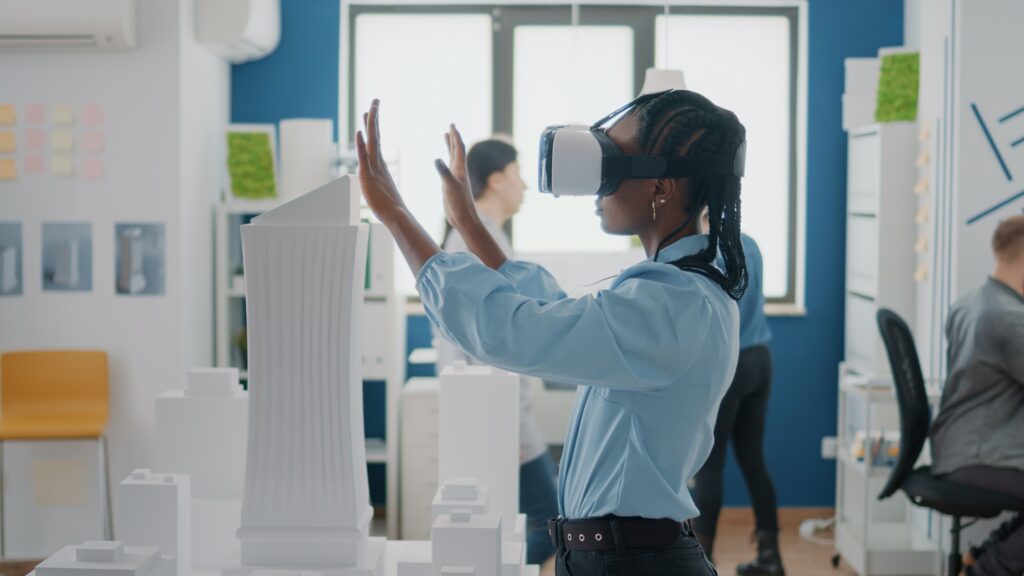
left=633, top=90, right=748, bottom=300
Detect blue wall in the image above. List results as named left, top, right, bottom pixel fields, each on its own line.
left=231, top=0, right=904, bottom=507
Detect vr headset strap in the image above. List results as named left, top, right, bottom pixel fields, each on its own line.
left=602, top=148, right=744, bottom=179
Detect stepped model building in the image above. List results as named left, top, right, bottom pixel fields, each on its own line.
left=233, top=176, right=383, bottom=575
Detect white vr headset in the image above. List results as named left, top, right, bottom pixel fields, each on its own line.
left=538, top=90, right=746, bottom=197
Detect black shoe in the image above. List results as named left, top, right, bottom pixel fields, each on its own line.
left=968, top=514, right=1024, bottom=567
left=736, top=531, right=785, bottom=576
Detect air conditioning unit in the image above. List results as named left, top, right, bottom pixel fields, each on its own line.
left=0, top=0, right=137, bottom=50
left=195, top=0, right=280, bottom=64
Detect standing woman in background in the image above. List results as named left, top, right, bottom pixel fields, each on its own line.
left=435, top=138, right=560, bottom=574
left=692, top=211, right=784, bottom=576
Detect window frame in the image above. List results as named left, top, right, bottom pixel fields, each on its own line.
left=341, top=0, right=807, bottom=312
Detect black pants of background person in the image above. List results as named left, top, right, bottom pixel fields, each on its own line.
left=944, top=466, right=1024, bottom=576
left=555, top=533, right=718, bottom=575
left=691, top=345, right=780, bottom=551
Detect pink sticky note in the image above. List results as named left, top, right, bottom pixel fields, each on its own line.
left=82, top=103, right=105, bottom=125
left=25, top=155, right=45, bottom=174
left=27, top=129, right=46, bottom=149
left=82, top=157, right=104, bottom=180
left=82, top=131, right=105, bottom=153
left=26, top=104, right=45, bottom=124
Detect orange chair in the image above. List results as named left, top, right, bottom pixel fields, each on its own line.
left=0, top=350, right=112, bottom=548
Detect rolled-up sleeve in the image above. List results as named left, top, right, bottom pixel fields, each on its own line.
left=498, top=260, right=568, bottom=301
left=417, top=252, right=711, bottom=390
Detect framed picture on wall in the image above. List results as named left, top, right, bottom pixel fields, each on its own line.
left=115, top=223, right=165, bottom=296
left=41, top=222, right=92, bottom=292
left=0, top=221, right=23, bottom=296
left=225, top=124, right=278, bottom=205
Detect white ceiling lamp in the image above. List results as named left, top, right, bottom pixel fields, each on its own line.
left=640, top=1, right=687, bottom=95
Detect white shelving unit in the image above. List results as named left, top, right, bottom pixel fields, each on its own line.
left=215, top=204, right=405, bottom=539
left=844, top=123, right=918, bottom=376
left=835, top=365, right=943, bottom=575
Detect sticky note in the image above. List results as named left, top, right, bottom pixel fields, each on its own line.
left=82, top=131, right=105, bottom=153
left=25, top=155, right=45, bottom=174
left=914, top=263, right=929, bottom=283
left=26, top=129, right=45, bottom=149
left=82, top=103, right=105, bottom=125
left=52, top=155, right=74, bottom=177
left=0, top=159, right=17, bottom=181
left=52, top=130, right=75, bottom=152
left=918, top=125, right=930, bottom=142
left=915, top=205, right=928, bottom=225
left=913, top=176, right=929, bottom=195
left=0, top=104, right=15, bottom=125
left=0, top=131, right=14, bottom=153
left=26, top=104, right=45, bottom=124
left=51, top=104, right=75, bottom=125
left=916, top=149, right=929, bottom=167
left=914, top=234, right=928, bottom=253
left=82, top=158, right=104, bottom=180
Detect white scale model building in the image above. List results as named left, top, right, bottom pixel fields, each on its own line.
left=30, top=177, right=537, bottom=576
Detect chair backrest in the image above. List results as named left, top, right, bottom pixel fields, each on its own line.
left=876, top=309, right=931, bottom=500
left=0, top=350, right=109, bottom=419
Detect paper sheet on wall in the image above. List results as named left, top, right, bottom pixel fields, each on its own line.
left=915, top=149, right=929, bottom=167
left=82, top=158, right=104, bottom=181
left=82, top=131, right=105, bottom=153
left=0, top=159, right=16, bottom=181
left=31, top=459, right=89, bottom=506
left=0, top=131, right=14, bottom=153
left=914, top=235, right=929, bottom=253
left=26, top=104, right=45, bottom=124
left=0, top=104, right=15, bottom=125
left=51, top=155, right=74, bottom=177
left=914, top=263, right=929, bottom=283
left=25, top=155, right=44, bottom=174
left=52, top=130, right=75, bottom=152
left=914, top=176, right=929, bottom=195
left=27, top=129, right=45, bottom=149
left=915, top=204, right=929, bottom=224
left=51, top=104, right=75, bottom=125
left=82, top=103, right=104, bottom=125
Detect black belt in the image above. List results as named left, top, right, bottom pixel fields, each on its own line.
left=548, top=516, right=693, bottom=551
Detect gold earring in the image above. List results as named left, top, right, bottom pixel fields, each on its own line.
left=652, top=200, right=658, bottom=222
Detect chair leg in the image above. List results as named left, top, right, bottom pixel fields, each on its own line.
left=949, top=516, right=963, bottom=576
left=99, top=435, right=113, bottom=540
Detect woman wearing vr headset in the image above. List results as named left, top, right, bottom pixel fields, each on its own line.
left=356, top=89, right=747, bottom=576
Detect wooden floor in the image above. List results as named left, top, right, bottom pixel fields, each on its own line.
left=711, top=508, right=856, bottom=576
left=0, top=509, right=856, bottom=576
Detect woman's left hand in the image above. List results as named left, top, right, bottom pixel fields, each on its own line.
left=355, top=99, right=406, bottom=224
left=435, top=124, right=478, bottom=229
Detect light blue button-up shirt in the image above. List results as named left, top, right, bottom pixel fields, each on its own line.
left=417, top=234, right=739, bottom=522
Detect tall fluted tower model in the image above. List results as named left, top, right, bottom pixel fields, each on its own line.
left=235, top=176, right=383, bottom=575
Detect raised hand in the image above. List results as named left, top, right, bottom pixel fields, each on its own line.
left=435, top=124, right=479, bottom=229
left=355, top=99, right=406, bottom=224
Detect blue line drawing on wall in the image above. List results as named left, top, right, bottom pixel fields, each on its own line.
left=998, top=106, right=1024, bottom=124
left=966, top=188, right=1024, bottom=225
left=972, top=103, right=1014, bottom=182
left=1013, top=135, right=1024, bottom=148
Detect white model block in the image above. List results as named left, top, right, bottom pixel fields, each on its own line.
left=53, top=238, right=80, bottom=287
left=441, top=569, right=475, bottom=575
left=192, top=498, right=242, bottom=568
left=500, top=542, right=525, bottom=576
left=185, top=367, right=241, bottom=397
left=432, top=513, right=501, bottom=576
left=117, top=227, right=146, bottom=294
left=34, top=542, right=167, bottom=576
left=439, top=363, right=519, bottom=534
left=432, top=481, right=489, bottom=524
left=155, top=384, right=247, bottom=500
left=236, top=176, right=382, bottom=575
left=442, top=478, right=480, bottom=501
left=117, top=470, right=190, bottom=576
left=1, top=245, right=16, bottom=293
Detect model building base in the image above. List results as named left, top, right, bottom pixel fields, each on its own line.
left=222, top=537, right=385, bottom=576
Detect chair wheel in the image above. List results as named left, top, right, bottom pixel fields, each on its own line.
left=831, top=554, right=841, bottom=569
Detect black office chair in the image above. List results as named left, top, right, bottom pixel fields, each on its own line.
left=875, top=309, right=1024, bottom=575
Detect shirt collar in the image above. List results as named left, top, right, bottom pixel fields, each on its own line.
left=988, top=276, right=1024, bottom=304
left=651, top=234, right=711, bottom=264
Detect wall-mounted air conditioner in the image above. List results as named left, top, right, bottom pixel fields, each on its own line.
left=0, top=0, right=137, bottom=50
left=195, top=0, right=280, bottom=64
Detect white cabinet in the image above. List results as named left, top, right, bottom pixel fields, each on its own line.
left=844, top=124, right=918, bottom=376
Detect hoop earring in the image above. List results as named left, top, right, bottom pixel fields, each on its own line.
left=652, top=200, right=658, bottom=222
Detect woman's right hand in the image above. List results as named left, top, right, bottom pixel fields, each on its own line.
left=435, top=124, right=479, bottom=229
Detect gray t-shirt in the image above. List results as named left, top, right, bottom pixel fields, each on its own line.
left=930, top=277, right=1024, bottom=475
left=434, top=216, right=550, bottom=464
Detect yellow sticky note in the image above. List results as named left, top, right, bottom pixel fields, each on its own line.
left=915, top=204, right=929, bottom=225
left=914, top=234, right=929, bottom=253
left=913, top=176, right=929, bottom=195
left=51, top=104, right=75, bottom=125
left=916, top=149, right=930, bottom=167
left=51, top=155, right=74, bottom=177
left=914, top=263, right=929, bottom=283
left=0, top=104, right=15, bottom=125
left=0, top=158, right=17, bottom=181
left=52, top=130, right=75, bottom=152
left=0, top=131, right=15, bottom=153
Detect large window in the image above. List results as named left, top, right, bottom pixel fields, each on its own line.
left=344, top=3, right=804, bottom=305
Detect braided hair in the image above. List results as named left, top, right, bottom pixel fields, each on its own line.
left=632, top=90, right=748, bottom=300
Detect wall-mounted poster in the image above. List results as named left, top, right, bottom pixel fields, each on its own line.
left=226, top=124, right=278, bottom=203
left=42, top=222, right=92, bottom=292
left=0, top=222, right=23, bottom=296
left=115, top=223, right=165, bottom=296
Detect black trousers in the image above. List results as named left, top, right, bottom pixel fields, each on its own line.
left=691, top=345, right=780, bottom=543
left=944, top=466, right=1024, bottom=576
left=555, top=534, right=718, bottom=576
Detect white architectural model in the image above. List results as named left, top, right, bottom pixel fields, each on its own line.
left=117, top=227, right=146, bottom=294
left=439, top=362, right=520, bottom=534
left=233, top=176, right=383, bottom=575
left=32, top=541, right=172, bottom=576
left=53, top=238, right=79, bottom=287
left=117, top=470, right=190, bottom=576
left=155, top=367, right=247, bottom=568
left=1, top=244, right=16, bottom=293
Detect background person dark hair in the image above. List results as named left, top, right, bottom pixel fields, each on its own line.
left=691, top=210, right=784, bottom=576
left=434, top=137, right=559, bottom=573
left=930, top=215, right=1024, bottom=576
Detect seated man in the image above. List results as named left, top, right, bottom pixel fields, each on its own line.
left=930, top=215, right=1024, bottom=576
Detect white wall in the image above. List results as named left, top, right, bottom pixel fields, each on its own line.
left=0, top=0, right=227, bottom=535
